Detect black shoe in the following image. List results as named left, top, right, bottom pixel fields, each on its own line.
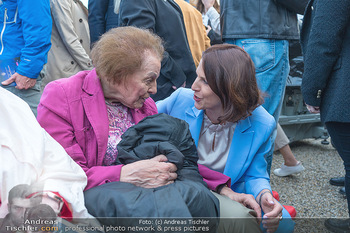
left=340, top=186, right=346, bottom=197
left=330, top=177, right=345, bottom=186
left=325, top=218, right=350, bottom=233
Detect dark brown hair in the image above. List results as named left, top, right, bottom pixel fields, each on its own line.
left=91, top=26, right=164, bottom=84
left=196, top=0, right=220, bottom=14
left=202, top=44, right=264, bottom=123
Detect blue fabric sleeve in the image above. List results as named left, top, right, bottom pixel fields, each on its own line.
left=16, top=0, right=52, bottom=79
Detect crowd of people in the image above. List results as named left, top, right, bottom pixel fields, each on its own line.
left=1, top=0, right=349, bottom=233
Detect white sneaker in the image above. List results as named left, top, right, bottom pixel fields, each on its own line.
left=273, top=161, right=305, bottom=177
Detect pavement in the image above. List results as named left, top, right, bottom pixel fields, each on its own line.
left=270, top=138, right=347, bottom=232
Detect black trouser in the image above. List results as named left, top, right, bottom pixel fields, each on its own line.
left=326, top=122, right=350, bottom=216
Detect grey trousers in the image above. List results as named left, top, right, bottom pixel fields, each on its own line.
left=2, top=79, right=42, bottom=117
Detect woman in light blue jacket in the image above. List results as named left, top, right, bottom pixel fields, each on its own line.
left=157, top=44, right=294, bottom=233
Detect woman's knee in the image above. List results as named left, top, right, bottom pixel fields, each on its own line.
left=212, top=192, right=262, bottom=233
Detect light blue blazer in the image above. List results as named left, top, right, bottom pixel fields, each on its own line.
left=157, top=88, right=294, bottom=232
left=156, top=88, right=275, bottom=198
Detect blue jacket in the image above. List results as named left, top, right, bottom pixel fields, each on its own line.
left=88, top=0, right=119, bottom=45
left=156, top=88, right=275, bottom=198
left=0, top=0, right=51, bottom=79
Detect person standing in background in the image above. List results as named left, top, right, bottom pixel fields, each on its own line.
left=300, top=1, right=350, bottom=232
left=174, top=0, right=210, bottom=67
left=45, top=0, right=93, bottom=89
left=0, top=0, right=51, bottom=116
left=88, top=0, right=119, bottom=46
left=197, top=0, right=220, bottom=35
left=196, top=0, right=221, bottom=45
left=118, top=0, right=197, bottom=101
left=220, top=0, right=307, bottom=174
left=273, top=123, right=305, bottom=177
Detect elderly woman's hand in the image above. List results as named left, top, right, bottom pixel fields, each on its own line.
left=258, top=190, right=283, bottom=233
left=220, top=186, right=262, bottom=223
left=120, top=155, right=177, bottom=188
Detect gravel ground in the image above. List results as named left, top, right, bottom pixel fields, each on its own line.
left=270, top=138, right=348, bottom=232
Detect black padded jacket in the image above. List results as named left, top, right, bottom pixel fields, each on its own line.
left=84, top=114, right=219, bottom=231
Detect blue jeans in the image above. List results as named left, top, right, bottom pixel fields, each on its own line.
left=326, top=122, right=350, bottom=216
left=225, top=39, right=290, bottom=174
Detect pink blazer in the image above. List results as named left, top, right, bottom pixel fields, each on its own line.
left=37, top=69, right=157, bottom=190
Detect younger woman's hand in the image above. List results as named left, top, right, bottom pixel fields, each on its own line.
left=259, top=191, right=283, bottom=233
left=220, top=186, right=262, bottom=223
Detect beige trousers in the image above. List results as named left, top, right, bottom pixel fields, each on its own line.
left=274, top=123, right=290, bottom=151
left=212, top=192, right=262, bottom=233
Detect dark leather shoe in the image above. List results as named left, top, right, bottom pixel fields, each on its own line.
left=330, top=177, right=345, bottom=186
left=340, top=186, right=346, bottom=197
left=325, top=218, right=350, bottom=233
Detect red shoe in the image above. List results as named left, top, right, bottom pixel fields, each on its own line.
left=272, top=190, right=280, bottom=201
left=283, top=205, right=297, bottom=219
